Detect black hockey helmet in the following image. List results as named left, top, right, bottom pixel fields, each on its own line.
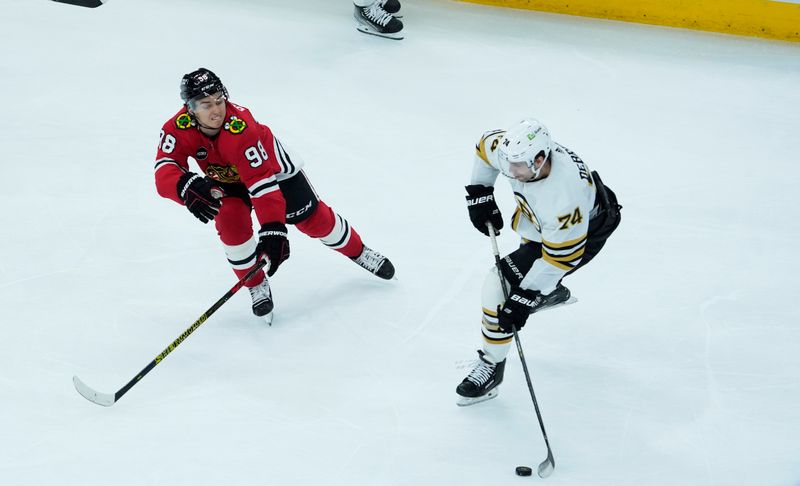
left=180, top=68, right=228, bottom=106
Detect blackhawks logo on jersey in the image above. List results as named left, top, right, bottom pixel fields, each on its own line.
left=205, top=164, right=240, bottom=183
left=225, top=116, right=247, bottom=134
left=175, top=113, right=194, bottom=130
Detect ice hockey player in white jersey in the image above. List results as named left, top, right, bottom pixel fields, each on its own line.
left=457, top=118, right=622, bottom=406
left=353, top=0, right=403, bottom=40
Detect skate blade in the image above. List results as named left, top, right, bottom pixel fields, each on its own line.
left=261, top=312, right=274, bottom=326
left=356, top=25, right=403, bottom=40
left=531, top=296, right=578, bottom=315
left=456, top=388, right=498, bottom=407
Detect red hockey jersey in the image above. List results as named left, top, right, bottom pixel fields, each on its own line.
left=154, top=101, right=296, bottom=225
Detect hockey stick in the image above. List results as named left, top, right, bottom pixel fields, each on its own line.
left=487, top=222, right=555, bottom=478
left=73, top=258, right=269, bottom=407
left=51, top=0, right=107, bottom=7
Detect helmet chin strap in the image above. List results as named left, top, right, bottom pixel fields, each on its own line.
left=186, top=109, right=222, bottom=134
left=522, top=156, right=548, bottom=182
left=197, top=119, right=221, bottom=132
left=529, top=161, right=544, bottom=180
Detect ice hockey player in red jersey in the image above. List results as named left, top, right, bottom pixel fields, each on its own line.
left=154, top=68, right=395, bottom=323
left=456, top=119, right=621, bottom=406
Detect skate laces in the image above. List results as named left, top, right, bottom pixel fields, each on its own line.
left=466, top=359, right=495, bottom=386
left=354, top=247, right=385, bottom=273
left=365, top=3, right=393, bottom=26
left=249, top=281, right=271, bottom=305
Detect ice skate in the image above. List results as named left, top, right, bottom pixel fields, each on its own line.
left=249, top=278, right=274, bottom=325
left=354, top=2, right=403, bottom=40
left=532, top=283, right=577, bottom=315
left=456, top=350, right=506, bottom=406
left=351, top=245, right=395, bottom=280
left=379, top=0, right=402, bottom=17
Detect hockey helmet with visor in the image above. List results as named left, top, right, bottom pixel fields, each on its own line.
left=180, top=68, right=229, bottom=108
left=496, top=118, right=552, bottom=181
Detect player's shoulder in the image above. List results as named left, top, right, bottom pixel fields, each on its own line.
left=552, top=143, right=592, bottom=183
left=162, top=106, right=196, bottom=133
left=544, top=143, right=595, bottom=213
left=220, top=101, right=272, bottom=139
left=475, top=129, right=506, bottom=164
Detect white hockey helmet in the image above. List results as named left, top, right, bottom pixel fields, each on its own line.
left=497, top=118, right=552, bottom=180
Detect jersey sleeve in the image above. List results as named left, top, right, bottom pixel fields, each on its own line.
left=520, top=198, right=591, bottom=295
left=154, top=119, right=193, bottom=205
left=470, top=130, right=503, bottom=187
left=272, top=137, right=305, bottom=179
left=228, top=123, right=287, bottom=225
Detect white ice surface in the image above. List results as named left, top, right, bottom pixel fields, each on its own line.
left=2, top=1, right=799, bottom=485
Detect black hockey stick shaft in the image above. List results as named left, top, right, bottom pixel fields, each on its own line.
left=51, top=0, right=107, bottom=7
left=84, top=258, right=268, bottom=405
left=487, top=222, right=555, bottom=478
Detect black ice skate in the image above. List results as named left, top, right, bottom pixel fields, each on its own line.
left=456, top=350, right=506, bottom=407
left=249, top=278, right=274, bottom=325
left=354, top=2, right=404, bottom=40
left=351, top=245, right=395, bottom=280
left=532, top=283, right=577, bottom=315
left=379, top=0, right=402, bottom=17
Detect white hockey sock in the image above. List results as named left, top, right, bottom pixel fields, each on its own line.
left=224, top=236, right=259, bottom=271
left=319, top=213, right=353, bottom=251
left=480, top=268, right=513, bottom=363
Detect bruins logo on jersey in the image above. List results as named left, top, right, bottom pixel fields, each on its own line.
left=175, top=113, right=194, bottom=130
left=225, top=116, right=247, bottom=134
left=511, top=192, right=540, bottom=232
left=205, top=164, right=241, bottom=183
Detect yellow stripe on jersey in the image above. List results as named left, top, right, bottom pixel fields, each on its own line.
left=542, top=246, right=585, bottom=270
left=542, top=253, right=575, bottom=271
left=475, top=139, right=492, bottom=166
left=482, top=307, right=498, bottom=317
left=511, top=208, right=522, bottom=232
left=542, top=234, right=587, bottom=250
left=544, top=247, right=585, bottom=263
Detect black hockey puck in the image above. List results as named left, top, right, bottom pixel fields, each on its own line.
left=515, top=466, right=533, bottom=477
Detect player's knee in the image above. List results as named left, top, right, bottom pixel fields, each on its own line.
left=481, top=268, right=507, bottom=309
left=294, top=201, right=335, bottom=238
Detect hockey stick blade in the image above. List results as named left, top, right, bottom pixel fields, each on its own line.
left=73, top=375, right=115, bottom=407
left=52, top=0, right=106, bottom=7
left=538, top=450, right=555, bottom=478
left=71, top=259, right=268, bottom=407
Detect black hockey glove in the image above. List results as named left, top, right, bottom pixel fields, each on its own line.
left=497, top=287, right=544, bottom=333
left=465, top=185, right=503, bottom=236
left=257, top=222, right=290, bottom=277
left=177, top=172, right=224, bottom=224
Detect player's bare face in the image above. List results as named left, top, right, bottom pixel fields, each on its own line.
left=191, top=93, right=226, bottom=131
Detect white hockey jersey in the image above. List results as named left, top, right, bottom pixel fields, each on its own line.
left=471, top=130, right=597, bottom=295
